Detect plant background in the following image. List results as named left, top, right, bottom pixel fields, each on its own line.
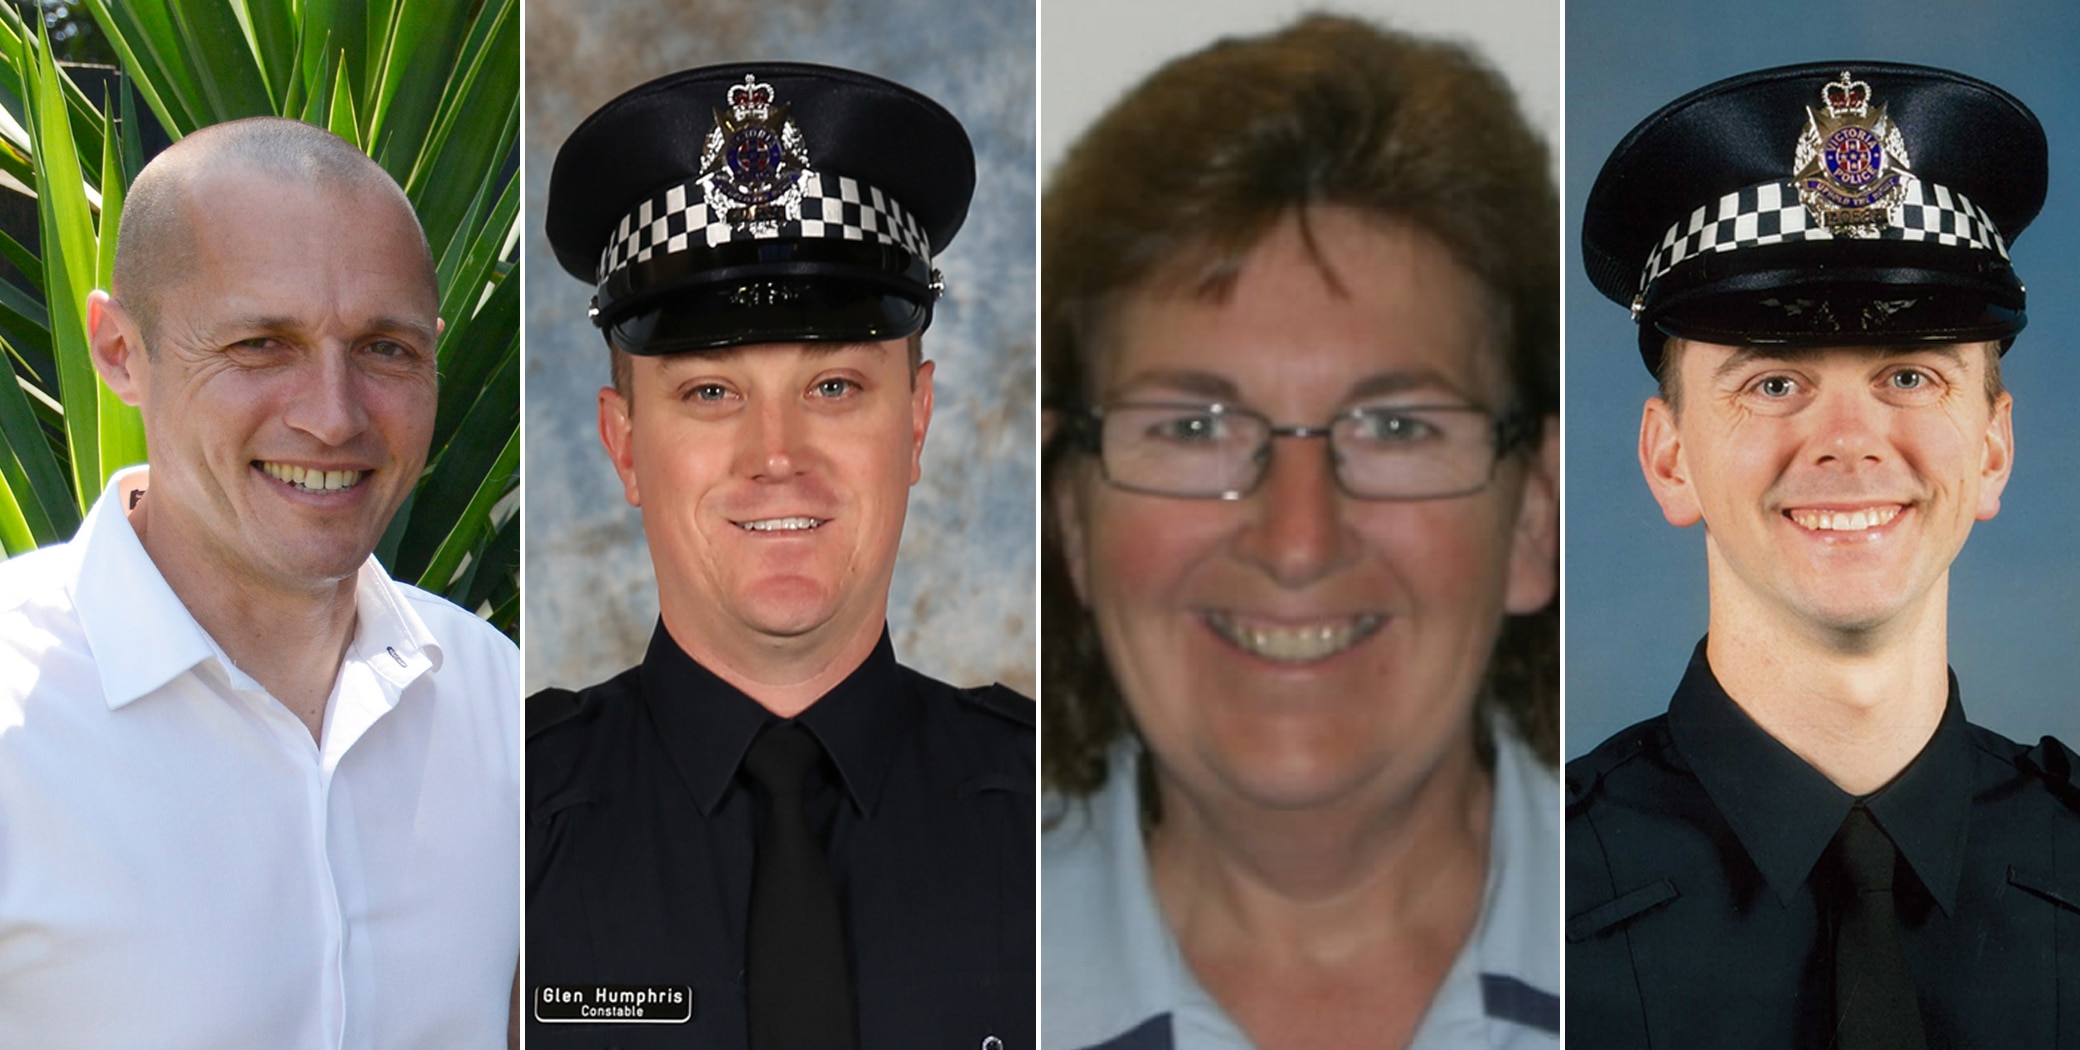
left=0, top=0, right=520, bottom=640
left=522, top=0, right=1036, bottom=695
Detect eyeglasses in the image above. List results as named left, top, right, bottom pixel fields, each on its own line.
left=1062, top=400, right=1537, bottom=501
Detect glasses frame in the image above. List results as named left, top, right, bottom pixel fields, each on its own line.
left=1061, top=399, right=1540, bottom=501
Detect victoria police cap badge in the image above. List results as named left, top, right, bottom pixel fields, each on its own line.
left=1792, top=71, right=1913, bottom=237
left=699, top=75, right=812, bottom=230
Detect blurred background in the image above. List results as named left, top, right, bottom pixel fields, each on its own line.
left=522, top=0, right=1036, bottom=694
left=1565, top=0, right=2080, bottom=755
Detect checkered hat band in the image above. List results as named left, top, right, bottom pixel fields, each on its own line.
left=1639, top=178, right=2009, bottom=294
left=597, top=169, right=932, bottom=283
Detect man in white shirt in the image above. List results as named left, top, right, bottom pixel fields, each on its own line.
left=0, top=117, right=519, bottom=1048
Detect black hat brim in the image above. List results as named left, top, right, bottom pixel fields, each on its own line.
left=597, top=235, right=936, bottom=354
left=1641, top=238, right=2026, bottom=365
left=607, top=276, right=931, bottom=355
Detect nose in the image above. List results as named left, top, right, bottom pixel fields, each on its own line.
left=284, top=347, right=371, bottom=446
left=1807, top=385, right=1888, bottom=470
left=739, top=396, right=807, bottom=481
left=1231, top=435, right=1355, bottom=587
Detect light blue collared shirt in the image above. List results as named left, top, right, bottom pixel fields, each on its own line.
left=1042, top=724, right=1560, bottom=1050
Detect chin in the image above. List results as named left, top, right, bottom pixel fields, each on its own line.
left=267, top=548, right=375, bottom=587
left=1789, top=592, right=1913, bottom=635
left=735, top=584, right=844, bottom=639
left=1185, top=732, right=1400, bottom=813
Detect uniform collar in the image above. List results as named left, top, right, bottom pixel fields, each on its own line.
left=638, top=620, right=918, bottom=819
left=69, top=468, right=443, bottom=711
left=1668, top=637, right=1972, bottom=914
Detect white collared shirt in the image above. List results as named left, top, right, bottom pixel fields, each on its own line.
left=1042, top=723, right=1561, bottom=1050
left=0, top=470, right=519, bottom=1049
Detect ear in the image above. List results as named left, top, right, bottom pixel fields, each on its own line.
left=1049, top=452, right=1094, bottom=605
left=907, top=359, right=935, bottom=486
left=87, top=291, right=146, bottom=407
left=1504, top=416, right=1559, bottom=614
left=1976, top=390, right=2015, bottom=521
left=597, top=385, right=641, bottom=507
left=1639, top=395, right=1703, bottom=527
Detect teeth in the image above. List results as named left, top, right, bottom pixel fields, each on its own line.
left=1788, top=506, right=1901, bottom=532
left=737, top=516, right=824, bottom=532
left=1206, top=613, right=1383, bottom=663
left=260, top=462, right=363, bottom=493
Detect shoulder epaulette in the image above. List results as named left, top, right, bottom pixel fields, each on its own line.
left=1565, top=718, right=1662, bottom=815
left=527, top=687, right=584, bottom=740
left=2024, top=735, right=2080, bottom=807
left=960, top=682, right=1035, bottom=729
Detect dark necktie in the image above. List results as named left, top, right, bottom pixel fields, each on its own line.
left=743, top=722, right=856, bottom=1050
left=1831, top=805, right=1928, bottom=1050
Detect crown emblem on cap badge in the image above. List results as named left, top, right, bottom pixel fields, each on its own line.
left=1792, top=71, right=1915, bottom=237
left=699, top=75, right=812, bottom=231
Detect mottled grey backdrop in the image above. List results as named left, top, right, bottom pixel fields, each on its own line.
left=523, top=0, right=1036, bottom=694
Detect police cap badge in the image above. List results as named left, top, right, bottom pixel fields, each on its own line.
left=1581, top=61, right=2046, bottom=373
left=546, top=62, right=976, bottom=355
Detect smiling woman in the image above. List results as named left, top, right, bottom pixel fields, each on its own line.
left=1040, top=14, right=1560, bottom=1050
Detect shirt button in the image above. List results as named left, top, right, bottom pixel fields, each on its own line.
left=983, top=1037, right=1003, bottom=1050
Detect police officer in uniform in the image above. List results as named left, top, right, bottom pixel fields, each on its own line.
left=525, top=64, right=1034, bottom=1049
left=1569, top=62, right=2080, bottom=1047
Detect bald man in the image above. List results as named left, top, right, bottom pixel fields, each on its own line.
left=0, top=117, right=519, bottom=1049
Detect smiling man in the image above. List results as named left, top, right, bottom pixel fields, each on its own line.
left=525, top=64, right=1033, bottom=1049
left=0, top=118, right=519, bottom=1047
left=1567, top=64, right=2080, bottom=1047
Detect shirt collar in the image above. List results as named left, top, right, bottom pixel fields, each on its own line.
left=70, top=468, right=231, bottom=709
left=1457, top=727, right=1563, bottom=1037
left=638, top=620, right=917, bottom=818
left=1667, top=636, right=1973, bottom=914
left=69, top=467, right=443, bottom=712
left=1863, top=679, right=1973, bottom=915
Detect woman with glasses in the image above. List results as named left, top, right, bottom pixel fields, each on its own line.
left=1041, top=16, right=1559, bottom=1050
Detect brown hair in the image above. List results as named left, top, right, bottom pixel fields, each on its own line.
left=1041, top=15, right=1559, bottom=798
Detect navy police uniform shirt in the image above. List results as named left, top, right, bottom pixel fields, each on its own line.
left=1568, top=639, right=2080, bottom=1048
left=526, top=623, right=1035, bottom=1048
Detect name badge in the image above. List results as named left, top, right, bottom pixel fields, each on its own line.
left=533, top=985, right=693, bottom=1024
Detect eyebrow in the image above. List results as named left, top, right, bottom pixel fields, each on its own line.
left=1711, top=344, right=1968, bottom=384
left=229, top=314, right=438, bottom=343
left=1109, top=366, right=1474, bottom=404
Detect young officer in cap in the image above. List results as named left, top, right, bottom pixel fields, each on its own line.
left=525, top=64, right=1033, bottom=1049
left=1568, top=62, right=2080, bottom=1047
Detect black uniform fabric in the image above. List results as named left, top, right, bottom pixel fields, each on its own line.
left=526, top=623, right=1035, bottom=1048
left=1567, top=640, right=2080, bottom=1048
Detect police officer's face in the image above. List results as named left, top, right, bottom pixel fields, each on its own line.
left=600, top=340, right=932, bottom=661
left=1053, top=208, right=1557, bottom=815
left=90, top=170, right=440, bottom=593
left=1640, top=341, right=2012, bottom=636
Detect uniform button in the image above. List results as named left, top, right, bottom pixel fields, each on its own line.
left=983, top=1037, right=1003, bottom=1050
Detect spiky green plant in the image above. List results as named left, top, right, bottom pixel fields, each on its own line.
left=0, top=0, right=518, bottom=637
